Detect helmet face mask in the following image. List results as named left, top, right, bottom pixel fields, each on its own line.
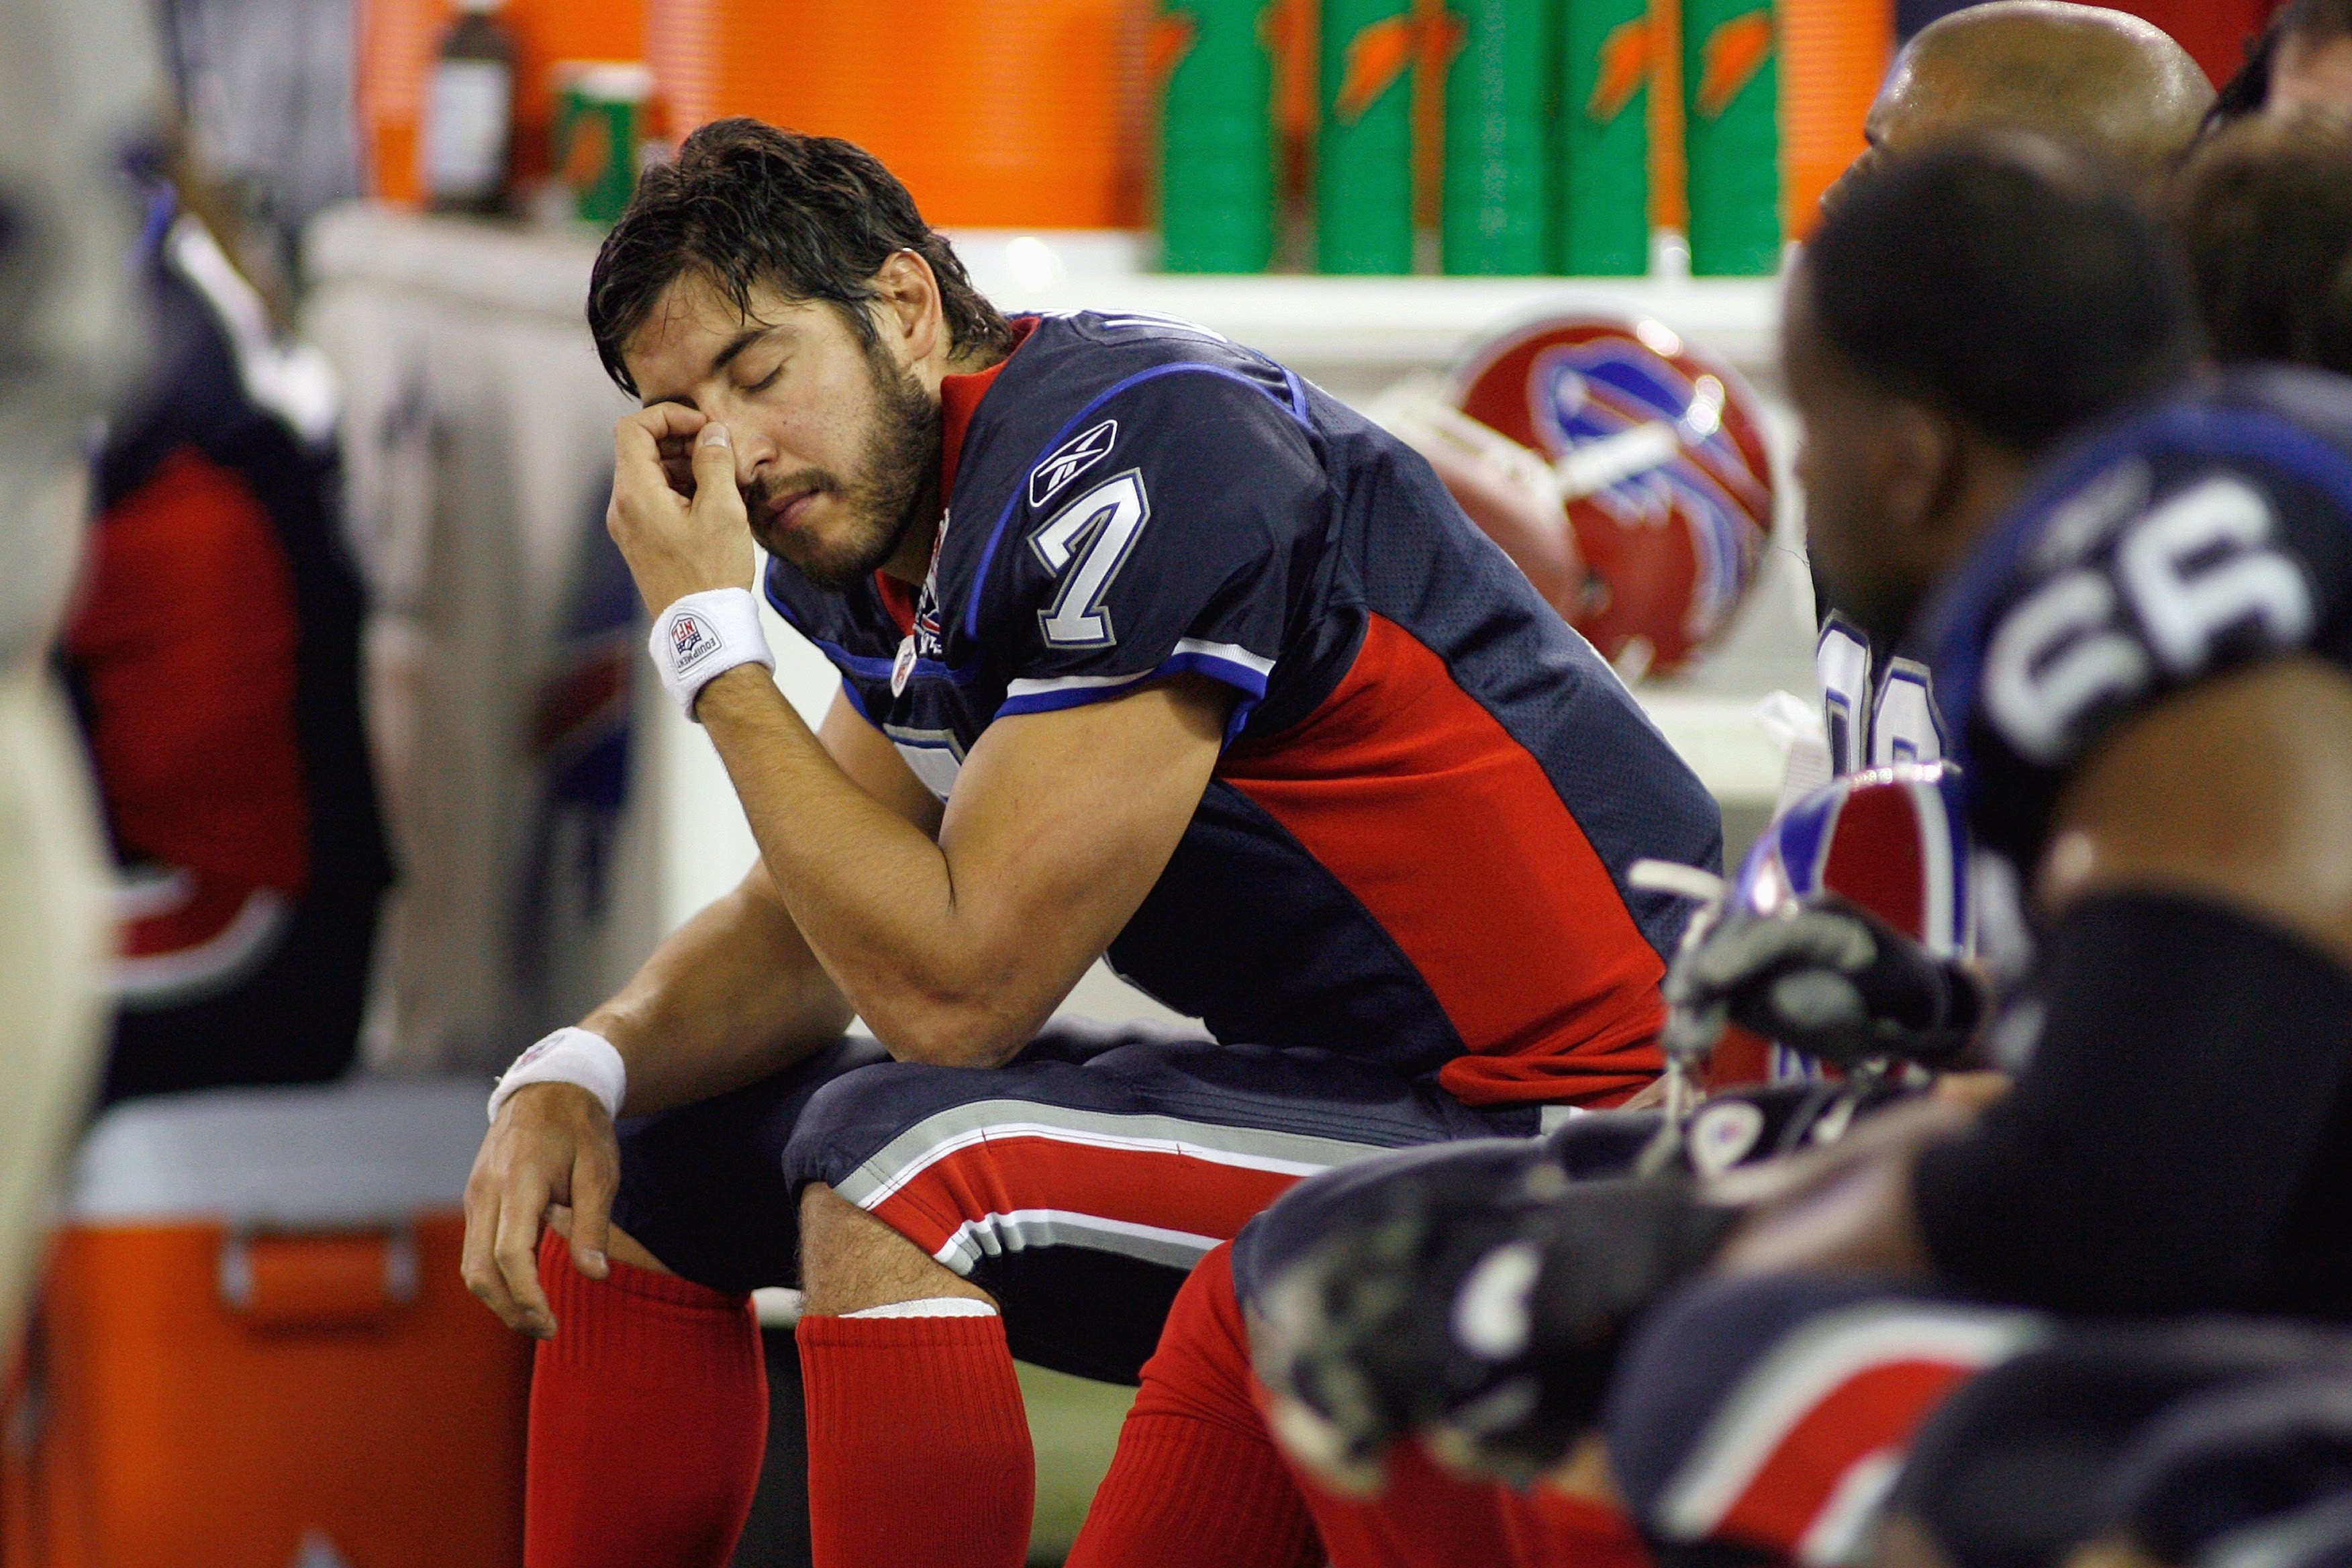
left=1448, top=315, right=1777, bottom=679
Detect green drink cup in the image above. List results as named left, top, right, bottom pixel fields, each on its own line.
left=1159, top=0, right=1278, bottom=273
left=1442, top=0, right=1556, bottom=275
left=552, top=62, right=652, bottom=227
left=1558, top=0, right=1651, bottom=275
left=1319, top=0, right=1417, bottom=275
left=1683, top=0, right=1780, bottom=275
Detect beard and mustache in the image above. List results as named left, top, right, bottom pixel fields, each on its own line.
left=743, top=345, right=942, bottom=593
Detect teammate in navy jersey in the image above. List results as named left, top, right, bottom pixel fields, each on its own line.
left=1626, top=133, right=2352, bottom=1568
left=458, top=119, right=1718, bottom=1568
left=64, top=179, right=389, bottom=1106
left=1799, top=0, right=2214, bottom=801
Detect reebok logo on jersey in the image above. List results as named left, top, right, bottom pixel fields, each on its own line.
left=670, top=610, right=720, bottom=673
left=1030, top=419, right=1119, bottom=507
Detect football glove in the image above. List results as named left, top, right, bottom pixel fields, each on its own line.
left=1253, top=1165, right=1739, bottom=1493
left=1663, top=894, right=1986, bottom=1070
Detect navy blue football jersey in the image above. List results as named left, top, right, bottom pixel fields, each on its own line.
left=764, top=311, right=1722, bottom=1106
left=1925, top=367, right=2352, bottom=873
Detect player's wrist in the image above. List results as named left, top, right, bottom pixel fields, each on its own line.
left=647, top=586, right=773, bottom=722
left=489, top=1026, right=628, bottom=1125
left=689, top=661, right=777, bottom=722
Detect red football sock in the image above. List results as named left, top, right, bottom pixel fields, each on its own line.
left=524, top=1231, right=767, bottom=1568
left=1503, top=1489, right=1655, bottom=1568
left=797, top=1309, right=1035, bottom=1568
left=1291, top=1428, right=1654, bottom=1568
left=1295, top=1436, right=1530, bottom=1568
left=1065, top=1244, right=1322, bottom=1568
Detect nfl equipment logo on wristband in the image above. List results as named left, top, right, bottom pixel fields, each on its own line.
left=650, top=587, right=775, bottom=721
left=489, top=1027, right=628, bottom=1124
left=671, top=611, right=718, bottom=671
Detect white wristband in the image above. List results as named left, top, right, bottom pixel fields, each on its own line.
left=650, top=587, right=774, bottom=721
left=488, top=1026, right=628, bottom=1124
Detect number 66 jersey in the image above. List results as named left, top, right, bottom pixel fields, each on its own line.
left=762, top=311, right=1723, bottom=1109
left=1926, top=366, right=2352, bottom=875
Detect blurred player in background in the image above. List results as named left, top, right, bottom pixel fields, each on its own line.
left=0, top=0, right=164, bottom=1361
left=1807, top=0, right=2210, bottom=781
left=461, top=119, right=1721, bottom=1568
left=2209, top=0, right=2352, bottom=130
left=1216, top=137, right=2200, bottom=1568
left=1832, top=3, right=2211, bottom=206
left=2175, top=111, right=2352, bottom=379
left=60, top=141, right=391, bottom=1107
left=1392, top=107, right=2352, bottom=1568
left=1726, top=144, right=2352, bottom=1328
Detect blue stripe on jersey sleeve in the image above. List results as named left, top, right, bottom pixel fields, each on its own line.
left=993, top=647, right=1271, bottom=739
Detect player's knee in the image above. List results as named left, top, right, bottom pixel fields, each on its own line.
left=1132, top=1244, right=1259, bottom=1428
left=795, top=1181, right=984, bottom=1314
left=797, top=1182, right=858, bottom=1252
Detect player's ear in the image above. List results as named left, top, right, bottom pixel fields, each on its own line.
left=870, top=248, right=944, bottom=370
left=1880, top=399, right=1959, bottom=546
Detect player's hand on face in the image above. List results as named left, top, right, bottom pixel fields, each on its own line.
left=461, top=1081, right=621, bottom=1339
left=607, top=403, right=758, bottom=616
left=1663, top=894, right=1984, bottom=1070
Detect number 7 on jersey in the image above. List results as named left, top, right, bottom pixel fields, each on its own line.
left=1031, top=469, right=1150, bottom=648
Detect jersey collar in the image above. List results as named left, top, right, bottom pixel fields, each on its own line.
left=874, top=315, right=1038, bottom=634
left=939, top=314, right=1035, bottom=499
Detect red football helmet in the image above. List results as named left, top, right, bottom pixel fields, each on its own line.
left=1444, top=315, right=1776, bottom=677
left=1708, top=761, right=1974, bottom=1087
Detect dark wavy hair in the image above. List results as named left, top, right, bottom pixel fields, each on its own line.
left=587, top=119, right=1013, bottom=396
left=2177, top=113, right=2352, bottom=378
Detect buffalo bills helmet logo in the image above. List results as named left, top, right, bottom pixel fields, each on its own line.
left=1452, top=316, right=1775, bottom=677
left=1029, top=419, right=1120, bottom=508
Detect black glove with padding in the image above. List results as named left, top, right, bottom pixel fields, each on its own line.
left=1663, top=893, right=1985, bottom=1069
left=1253, top=1159, right=1741, bottom=1493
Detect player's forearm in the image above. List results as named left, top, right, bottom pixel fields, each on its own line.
left=581, top=875, right=854, bottom=1115
left=694, top=667, right=1041, bottom=1066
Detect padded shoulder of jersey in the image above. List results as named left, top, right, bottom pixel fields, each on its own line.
left=1924, top=366, right=2352, bottom=861
left=942, top=313, right=1316, bottom=621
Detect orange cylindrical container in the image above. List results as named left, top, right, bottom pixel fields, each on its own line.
left=1778, top=0, right=1892, bottom=240
left=1645, top=0, right=1687, bottom=241
left=644, top=0, right=1149, bottom=229
left=356, top=0, right=451, bottom=205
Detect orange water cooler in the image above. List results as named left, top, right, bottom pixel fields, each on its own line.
left=1, top=1081, right=529, bottom=1568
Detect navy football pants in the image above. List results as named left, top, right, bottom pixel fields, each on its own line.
left=609, top=1019, right=1534, bottom=1383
